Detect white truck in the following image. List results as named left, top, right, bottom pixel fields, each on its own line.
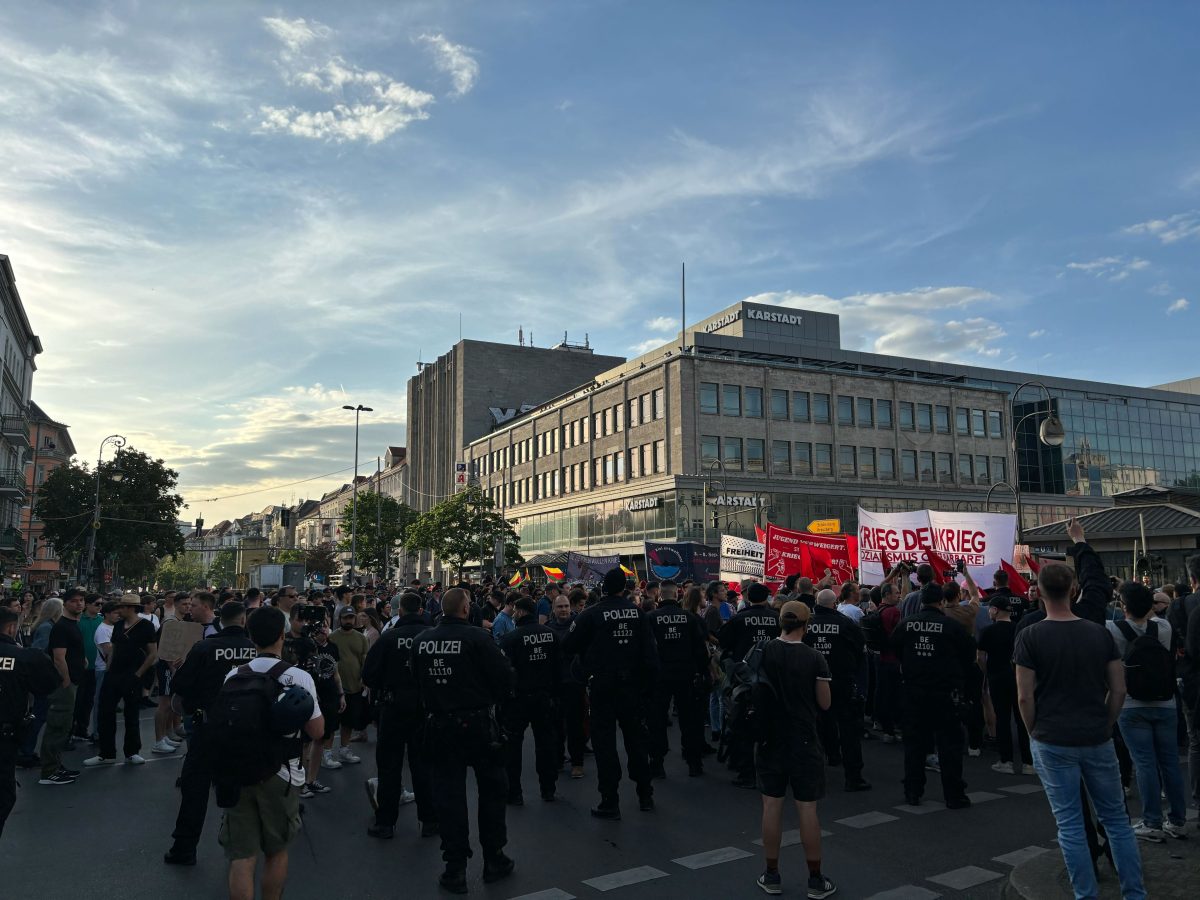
left=248, top=563, right=306, bottom=592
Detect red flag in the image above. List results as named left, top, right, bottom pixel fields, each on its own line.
left=754, top=525, right=766, bottom=544
left=1000, top=559, right=1030, bottom=599
left=1026, top=554, right=1041, bottom=577
left=880, top=549, right=892, bottom=575
left=808, top=545, right=835, bottom=579
left=924, top=549, right=955, bottom=585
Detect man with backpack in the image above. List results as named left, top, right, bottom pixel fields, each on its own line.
left=719, top=582, right=781, bottom=789
left=1107, top=581, right=1188, bottom=841
left=211, top=606, right=323, bottom=900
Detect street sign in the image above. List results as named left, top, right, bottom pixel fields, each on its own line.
left=807, top=518, right=841, bottom=535
left=454, top=462, right=468, bottom=492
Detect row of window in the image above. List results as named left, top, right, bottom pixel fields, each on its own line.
left=701, top=434, right=1008, bottom=484
left=490, top=440, right=668, bottom=506
left=699, top=383, right=1004, bottom=439
left=478, top=388, right=666, bottom=475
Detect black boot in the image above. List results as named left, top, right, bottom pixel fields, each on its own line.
left=590, top=797, right=621, bottom=820
left=421, top=821, right=440, bottom=837
left=163, top=847, right=196, bottom=866
left=483, top=852, right=516, bottom=883
left=367, top=823, right=394, bottom=839
left=638, top=787, right=655, bottom=812
left=439, top=866, right=468, bottom=894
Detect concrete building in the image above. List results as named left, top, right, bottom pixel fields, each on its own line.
left=0, top=256, right=41, bottom=576
left=22, top=403, right=75, bottom=591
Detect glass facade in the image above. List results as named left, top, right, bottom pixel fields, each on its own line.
left=516, top=491, right=678, bottom=553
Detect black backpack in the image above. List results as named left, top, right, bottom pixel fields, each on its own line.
left=860, top=609, right=887, bottom=652
left=1115, top=620, right=1175, bottom=702
left=718, top=639, right=778, bottom=759
left=205, top=660, right=298, bottom=788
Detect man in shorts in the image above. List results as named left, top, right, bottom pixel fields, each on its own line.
left=219, top=607, right=324, bottom=900
left=755, top=601, right=837, bottom=898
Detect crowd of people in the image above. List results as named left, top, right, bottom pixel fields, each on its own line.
left=2, top=515, right=1199, bottom=899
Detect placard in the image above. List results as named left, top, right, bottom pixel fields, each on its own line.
left=157, top=619, right=205, bottom=662
left=856, top=507, right=1017, bottom=586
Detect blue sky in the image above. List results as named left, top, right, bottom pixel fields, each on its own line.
left=2, top=1, right=1197, bottom=523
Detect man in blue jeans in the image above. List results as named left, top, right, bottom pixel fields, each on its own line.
left=1015, top=518, right=1146, bottom=900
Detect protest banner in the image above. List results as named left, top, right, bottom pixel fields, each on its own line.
left=565, top=551, right=620, bottom=586
left=856, top=507, right=1017, bottom=586
left=719, top=534, right=765, bottom=582
left=645, top=541, right=720, bottom=582
left=764, top=525, right=855, bottom=582
left=157, top=619, right=205, bottom=663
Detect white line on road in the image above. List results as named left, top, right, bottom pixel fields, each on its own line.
left=863, top=887, right=942, bottom=900
left=581, top=866, right=670, bottom=892
left=507, top=890, right=576, bottom=900
left=833, top=811, right=899, bottom=829
left=999, top=783, right=1044, bottom=795
left=926, top=865, right=1004, bottom=890
left=966, top=791, right=1005, bottom=804
left=893, top=803, right=943, bottom=815
left=671, top=847, right=754, bottom=869
left=992, top=846, right=1050, bottom=867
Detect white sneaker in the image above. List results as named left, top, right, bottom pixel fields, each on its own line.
left=1133, top=822, right=1165, bottom=843
left=321, top=749, right=343, bottom=770
left=991, top=761, right=1015, bottom=775
left=164, top=735, right=183, bottom=746
left=126, top=754, right=146, bottom=766
left=1162, top=821, right=1189, bottom=840
left=400, top=788, right=416, bottom=805
left=338, top=747, right=361, bottom=765
left=967, top=748, right=981, bottom=758
left=152, top=738, right=177, bottom=755
left=83, top=755, right=117, bottom=767
left=1021, top=764, right=1036, bottom=776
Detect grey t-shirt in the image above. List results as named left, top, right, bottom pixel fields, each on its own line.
left=1106, top=617, right=1175, bottom=709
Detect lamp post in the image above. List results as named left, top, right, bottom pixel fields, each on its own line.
left=702, top=459, right=723, bottom=546
left=84, top=434, right=126, bottom=589
left=1001, top=380, right=1066, bottom=542
left=342, top=404, right=373, bottom=585
left=677, top=502, right=692, bottom=541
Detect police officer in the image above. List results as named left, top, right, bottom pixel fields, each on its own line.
left=718, top=582, right=781, bottom=789
left=411, top=588, right=514, bottom=894
left=890, top=583, right=976, bottom=809
left=498, top=596, right=561, bottom=803
left=562, top=567, right=659, bottom=820
left=165, top=601, right=257, bottom=865
left=0, top=607, right=58, bottom=838
left=804, top=589, right=870, bottom=791
left=646, top=579, right=709, bottom=778
left=361, top=591, right=436, bottom=839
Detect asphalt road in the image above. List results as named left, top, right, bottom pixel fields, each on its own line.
left=3, top=712, right=1067, bottom=899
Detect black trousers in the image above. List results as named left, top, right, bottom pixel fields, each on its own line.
left=902, top=688, right=966, bottom=800
left=818, top=684, right=864, bottom=780
left=648, top=678, right=704, bottom=766
left=502, top=693, right=559, bottom=797
left=588, top=679, right=652, bottom=802
left=98, top=672, right=143, bottom=759
left=73, top=669, right=96, bottom=736
left=171, top=721, right=211, bottom=853
left=558, top=683, right=587, bottom=766
left=426, top=713, right=507, bottom=868
left=376, top=704, right=433, bottom=827
left=963, top=666, right=985, bottom=751
left=987, top=675, right=1031, bottom=765
left=875, top=659, right=902, bottom=735
left=0, top=737, right=16, bottom=839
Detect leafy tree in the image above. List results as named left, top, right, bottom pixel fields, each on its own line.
left=119, top=545, right=160, bottom=585
left=277, top=549, right=305, bottom=564
left=404, top=486, right=520, bottom=579
left=207, top=548, right=238, bottom=588
left=154, top=555, right=205, bottom=590
left=338, top=492, right=418, bottom=576
left=304, top=547, right=341, bottom=580
left=36, top=446, right=185, bottom=586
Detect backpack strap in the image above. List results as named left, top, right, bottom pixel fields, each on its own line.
left=1114, top=620, right=1138, bottom=645
left=1145, top=619, right=1158, bottom=640
left=266, top=659, right=292, bottom=682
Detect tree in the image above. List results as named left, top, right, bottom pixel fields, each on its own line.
left=36, top=446, right=185, bottom=585
left=154, top=555, right=205, bottom=590
left=207, top=548, right=238, bottom=588
left=119, top=545, right=160, bottom=585
left=338, top=492, right=418, bottom=576
left=277, top=549, right=304, bottom=564
left=404, top=486, right=520, bottom=579
left=304, top=547, right=341, bottom=580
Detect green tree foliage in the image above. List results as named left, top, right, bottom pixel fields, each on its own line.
left=207, top=548, right=238, bottom=588
left=404, top=486, right=520, bottom=579
left=337, top=492, right=418, bottom=575
left=35, top=447, right=185, bottom=580
left=154, top=555, right=206, bottom=590
left=304, top=546, right=341, bottom=580
left=119, top=545, right=160, bottom=585
left=277, top=549, right=304, bottom=564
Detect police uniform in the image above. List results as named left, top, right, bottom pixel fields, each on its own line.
left=803, top=604, right=868, bottom=788
left=717, top=601, right=780, bottom=785
left=0, top=629, right=58, bottom=837
left=545, top=614, right=586, bottom=771
left=498, top=615, right=561, bottom=802
left=166, top=624, right=257, bottom=861
left=411, top=613, right=514, bottom=882
left=646, top=599, right=709, bottom=776
left=361, top=612, right=434, bottom=832
left=561, top=580, right=660, bottom=815
left=890, top=598, right=976, bottom=805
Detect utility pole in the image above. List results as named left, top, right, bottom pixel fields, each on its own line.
left=342, top=404, right=373, bottom=585
left=84, top=434, right=126, bottom=589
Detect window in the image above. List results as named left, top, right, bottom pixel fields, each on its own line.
left=722, top=384, right=742, bottom=417
left=628, top=448, right=640, bottom=479
left=919, top=450, right=935, bottom=481
left=746, top=438, right=765, bottom=472
left=593, top=412, right=602, bottom=438
left=988, top=410, right=1003, bottom=439
left=859, top=446, right=876, bottom=478
left=993, top=456, right=1008, bottom=483
left=878, top=448, right=896, bottom=479
left=972, top=409, right=986, bottom=438
left=700, top=382, right=719, bottom=415
left=701, top=435, right=720, bottom=468
left=975, top=455, right=990, bottom=485
left=795, top=442, right=812, bottom=475
left=917, top=403, right=933, bottom=433
left=937, top=452, right=953, bottom=482
left=839, top=445, right=857, bottom=477
left=723, top=437, right=743, bottom=470
left=793, top=391, right=810, bottom=422
left=877, top=399, right=893, bottom=429
left=594, top=459, right=604, bottom=486
left=857, top=397, right=874, bottom=427
left=615, top=452, right=625, bottom=481
left=639, top=444, right=649, bottom=477
left=654, top=440, right=665, bottom=472
left=770, top=389, right=789, bottom=420
left=813, top=393, right=831, bottom=424
left=628, top=399, right=639, bottom=428
left=615, top=405, right=623, bottom=432
left=604, top=407, right=613, bottom=435
left=956, top=407, right=970, bottom=435
left=935, top=405, right=950, bottom=434
left=653, top=388, right=665, bottom=419
left=814, top=443, right=833, bottom=476
left=958, top=454, right=973, bottom=482
left=745, top=387, right=763, bottom=419
left=899, top=402, right=915, bottom=430
left=772, top=440, right=791, bottom=473
left=901, top=449, right=917, bottom=480
left=838, top=395, right=854, bottom=425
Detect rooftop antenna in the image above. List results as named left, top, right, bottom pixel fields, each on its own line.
left=681, top=261, right=687, bottom=353
left=459, top=313, right=462, bottom=342
left=518, top=326, right=524, bottom=346
left=530, top=330, right=534, bottom=347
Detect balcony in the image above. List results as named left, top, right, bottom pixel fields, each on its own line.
left=1, top=414, right=29, bottom=448
left=0, top=526, right=24, bottom=553
left=0, top=468, right=27, bottom=496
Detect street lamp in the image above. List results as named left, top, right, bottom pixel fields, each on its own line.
left=677, top=502, right=692, bottom=540
left=702, top=459, right=723, bottom=546
left=1000, top=380, right=1067, bottom=543
left=342, top=404, right=373, bottom=585
left=84, top=434, right=126, bottom=589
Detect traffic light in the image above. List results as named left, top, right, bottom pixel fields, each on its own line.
left=194, top=517, right=204, bottom=532
left=712, top=510, right=719, bottom=530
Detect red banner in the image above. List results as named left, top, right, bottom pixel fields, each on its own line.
left=765, top=524, right=856, bottom=582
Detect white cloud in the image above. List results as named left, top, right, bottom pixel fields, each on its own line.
left=630, top=338, right=669, bottom=356
left=1065, top=256, right=1149, bottom=281
left=645, top=316, right=678, bottom=332
left=419, top=33, right=478, bottom=97
left=259, top=100, right=431, bottom=144
left=262, top=17, right=332, bottom=54
left=1167, top=298, right=1190, bottom=315
left=1124, top=211, right=1200, bottom=244
left=1028, top=329, right=1046, bottom=338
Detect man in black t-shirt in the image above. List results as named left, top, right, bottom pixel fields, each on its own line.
left=85, top=595, right=158, bottom=766
left=976, top=596, right=1031, bottom=774
left=303, top=621, right=345, bottom=789
left=38, top=589, right=86, bottom=785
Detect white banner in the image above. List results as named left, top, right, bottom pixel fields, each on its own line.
left=719, top=534, right=765, bottom=582
left=856, top=507, right=1017, bottom=586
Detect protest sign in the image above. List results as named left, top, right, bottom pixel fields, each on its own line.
left=157, top=619, right=205, bottom=663
left=856, top=507, right=1017, bottom=586
left=719, top=534, right=765, bottom=582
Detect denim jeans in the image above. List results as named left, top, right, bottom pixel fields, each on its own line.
left=708, top=687, right=723, bottom=736
left=1030, top=738, right=1146, bottom=900
left=1118, top=706, right=1188, bottom=828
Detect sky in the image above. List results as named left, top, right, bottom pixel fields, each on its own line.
left=2, top=1, right=1198, bottom=525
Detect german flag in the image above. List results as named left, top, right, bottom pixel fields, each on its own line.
left=543, top=565, right=565, bottom=581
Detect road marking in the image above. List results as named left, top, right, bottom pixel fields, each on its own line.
left=834, top=811, right=898, bottom=829
left=508, top=890, right=576, bottom=900
left=965, top=790, right=1005, bottom=803
left=893, top=803, right=942, bottom=815
left=999, top=783, right=1044, bottom=795
left=864, top=887, right=942, bottom=900
left=992, top=846, right=1050, bottom=867
left=581, top=866, right=670, bottom=892
left=926, top=865, right=1004, bottom=890
left=671, top=847, right=754, bottom=869
left=752, top=829, right=832, bottom=847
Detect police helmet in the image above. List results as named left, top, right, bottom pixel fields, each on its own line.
left=269, top=685, right=315, bottom=734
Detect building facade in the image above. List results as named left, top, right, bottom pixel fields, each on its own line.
left=0, top=256, right=41, bottom=576
left=21, top=403, right=75, bottom=590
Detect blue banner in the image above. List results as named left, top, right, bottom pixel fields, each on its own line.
left=565, top=551, right=621, bottom=586
left=644, top=541, right=720, bottom=582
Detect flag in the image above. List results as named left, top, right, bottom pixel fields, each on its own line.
left=754, top=525, right=767, bottom=544
left=924, top=549, right=956, bottom=585
left=1000, top=559, right=1030, bottom=598
left=1026, top=554, right=1041, bottom=577
left=807, top=545, right=835, bottom=580
left=508, top=570, right=524, bottom=587
left=542, top=565, right=565, bottom=582
left=880, top=549, right=892, bottom=575
left=620, top=563, right=636, bottom=578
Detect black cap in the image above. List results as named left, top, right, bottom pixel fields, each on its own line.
left=602, top=567, right=627, bottom=596
left=989, top=595, right=1011, bottom=612
left=920, top=583, right=944, bottom=606
left=747, top=583, right=770, bottom=604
